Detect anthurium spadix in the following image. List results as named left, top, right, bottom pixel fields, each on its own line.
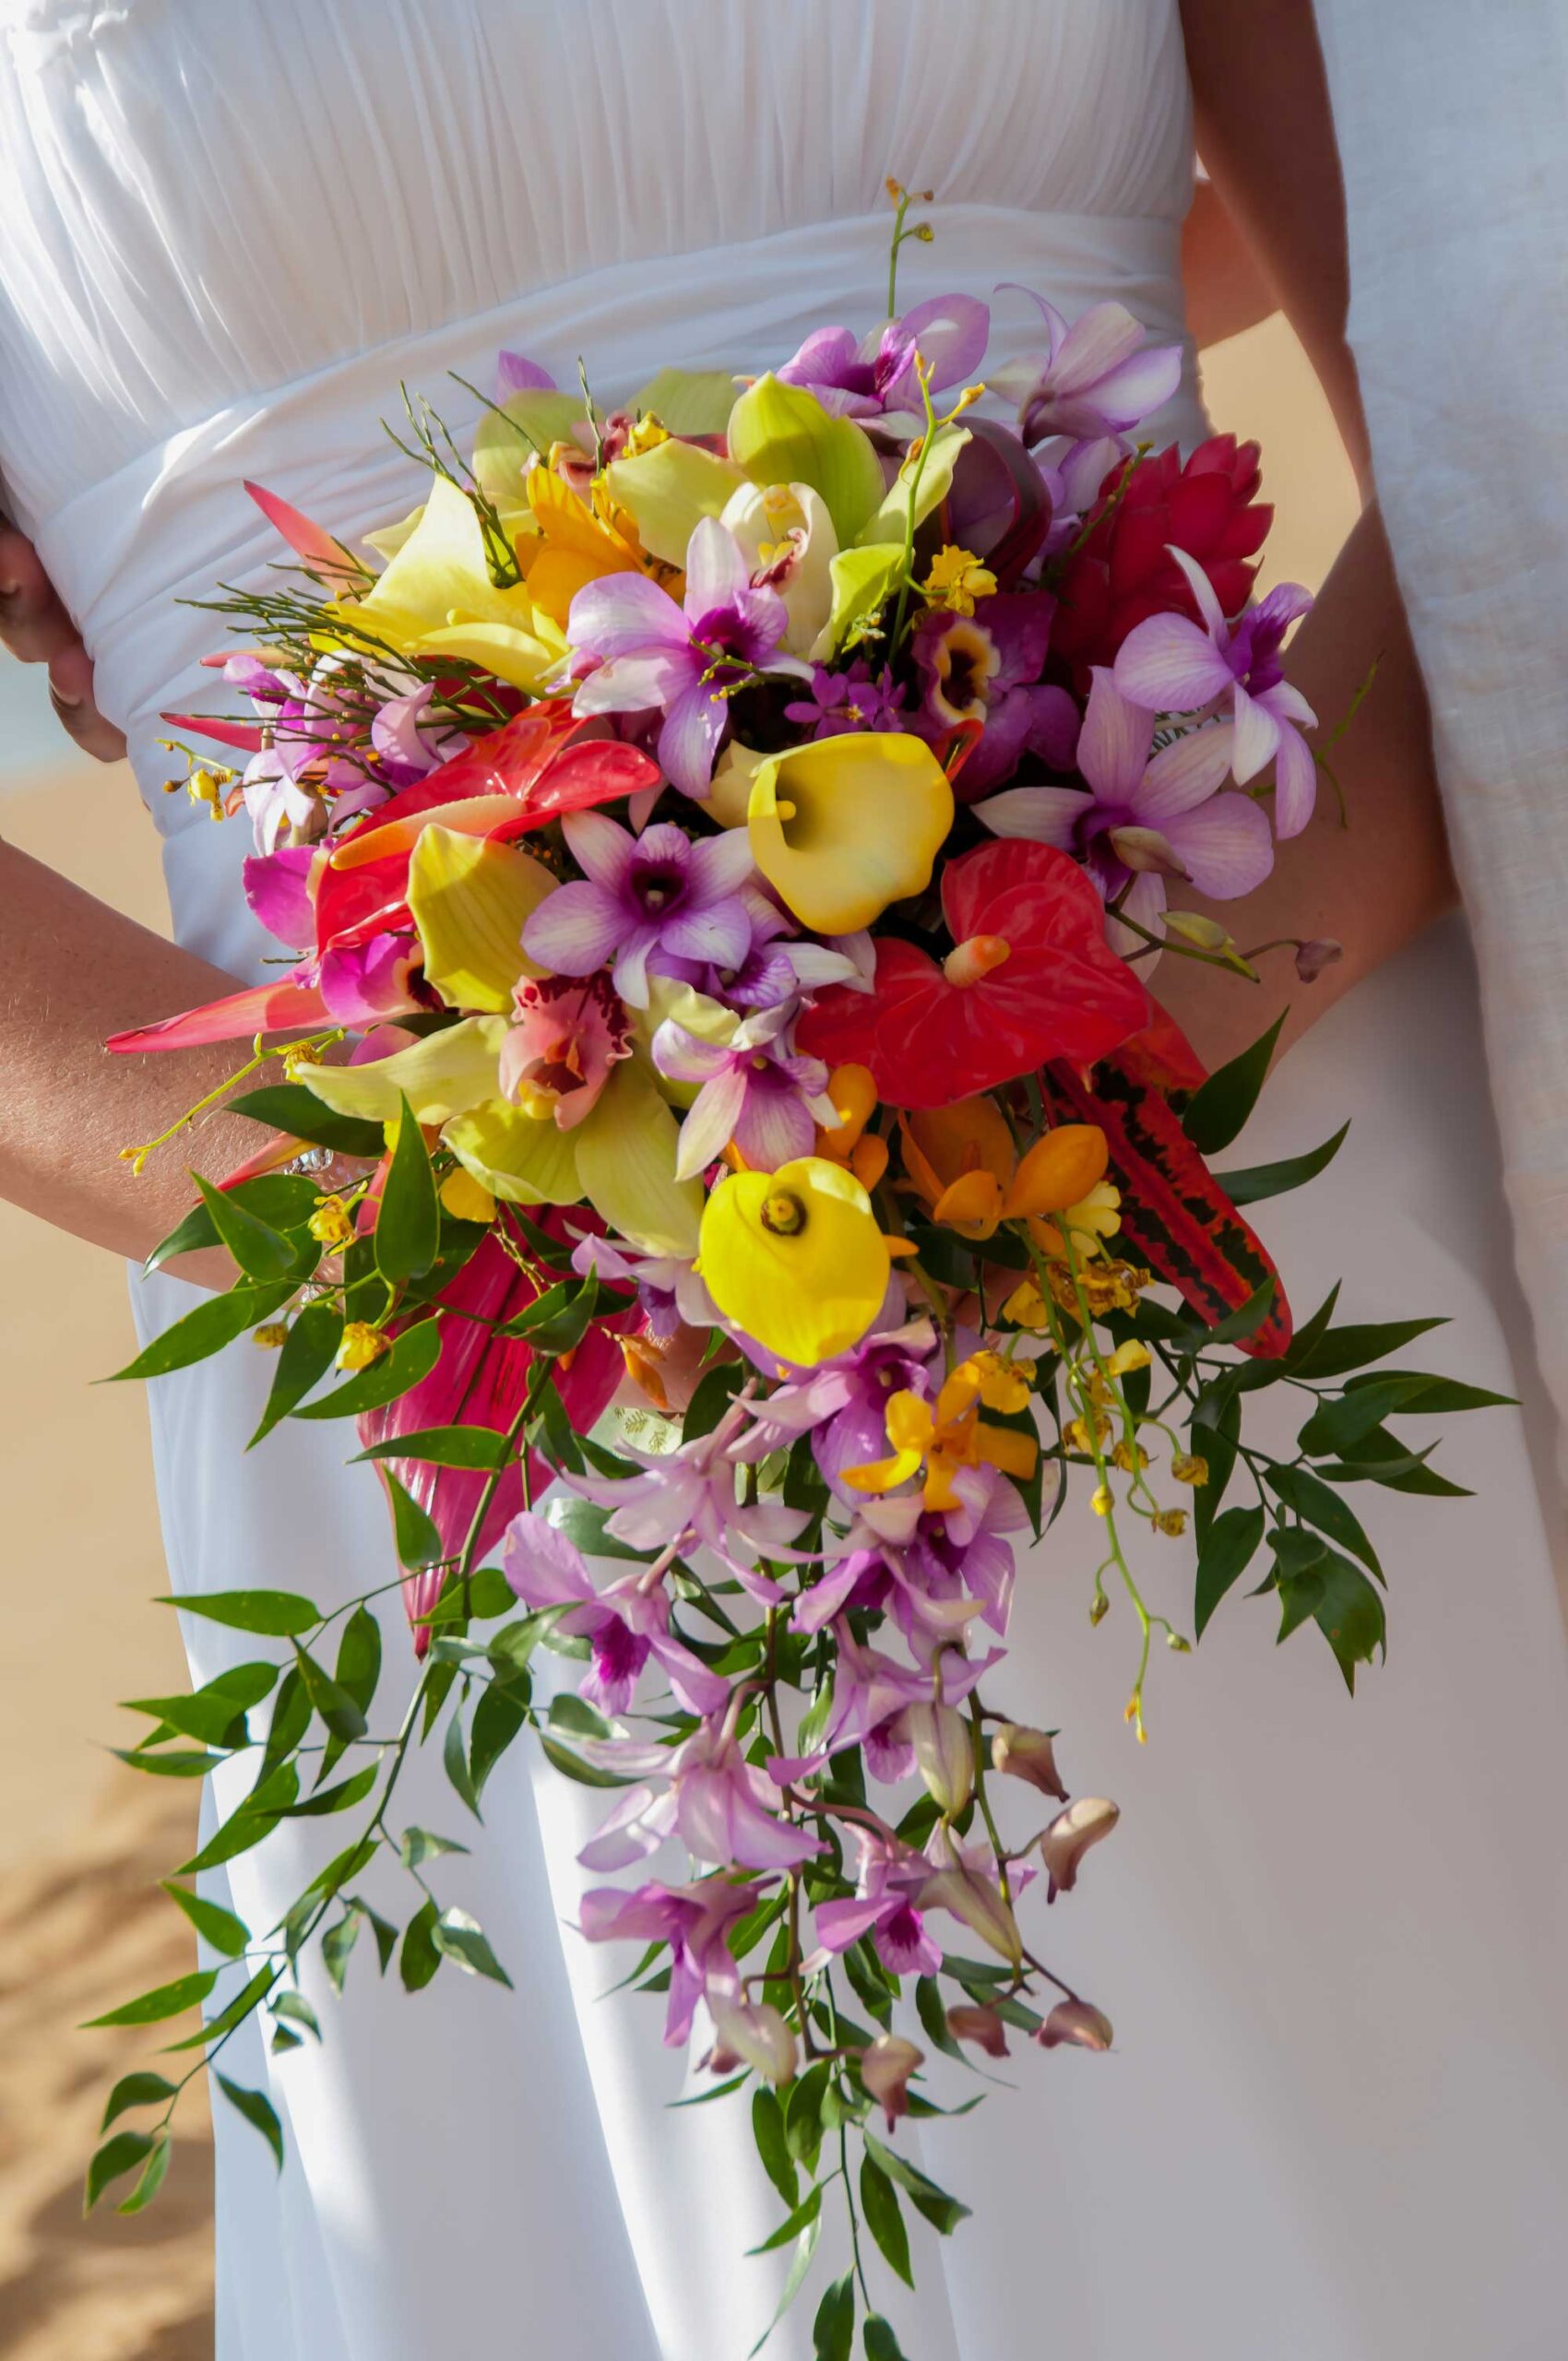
left=747, top=732, right=955, bottom=933
left=333, top=472, right=566, bottom=691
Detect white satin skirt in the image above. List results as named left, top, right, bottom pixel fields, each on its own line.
left=135, top=916, right=1568, bottom=2361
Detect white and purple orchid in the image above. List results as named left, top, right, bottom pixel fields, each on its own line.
left=521, top=809, right=756, bottom=1008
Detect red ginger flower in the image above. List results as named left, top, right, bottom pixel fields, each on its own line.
left=1051, top=434, right=1272, bottom=686
left=794, top=839, right=1148, bottom=1109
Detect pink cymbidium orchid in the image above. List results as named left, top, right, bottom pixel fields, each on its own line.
left=501, top=1511, right=730, bottom=1718
left=1113, top=546, right=1319, bottom=836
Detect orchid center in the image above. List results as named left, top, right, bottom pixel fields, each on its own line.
left=929, top=619, right=999, bottom=725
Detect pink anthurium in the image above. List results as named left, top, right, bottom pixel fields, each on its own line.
left=795, top=839, right=1148, bottom=1108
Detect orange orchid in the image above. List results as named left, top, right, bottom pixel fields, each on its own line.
left=843, top=1356, right=1039, bottom=1513
left=899, top=1102, right=1109, bottom=1241
left=814, top=1064, right=889, bottom=1192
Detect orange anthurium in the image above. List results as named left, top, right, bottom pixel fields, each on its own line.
left=842, top=1357, right=1038, bottom=1513
left=900, top=1102, right=1108, bottom=1241
left=815, top=1063, right=889, bottom=1191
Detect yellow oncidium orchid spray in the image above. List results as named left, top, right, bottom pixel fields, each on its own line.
left=843, top=1355, right=1039, bottom=1514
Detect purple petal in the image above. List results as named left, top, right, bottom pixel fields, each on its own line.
left=1021, top=682, right=1082, bottom=770
left=682, top=516, right=749, bottom=620
left=562, top=807, right=636, bottom=893
left=733, top=1082, right=816, bottom=1172
left=812, top=1896, right=887, bottom=1954
left=659, top=899, right=754, bottom=969
left=1077, top=667, right=1156, bottom=800
left=1114, top=613, right=1234, bottom=714
left=1165, top=792, right=1277, bottom=899
left=686, top=825, right=757, bottom=903
left=568, top=571, right=688, bottom=661
left=972, top=784, right=1090, bottom=849
left=883, top=292, right=990, bottom=401
left=1047, top=303, right=1147, bottom=397
left=658, top=682, right=727, bottom=797
left=650, top=1022, right=732, bottom=1086
left=243, top=845, right=315, bottom=951
left=1080, top=343, right=1184, bottom=430
left=497, top=350, right=558, bottom=396
left=1271, top=721, right=1318, bottom=839
left=1165, top=542, right=1230, bottom=640
left=573, top=649, right=688, bottom=720
left=675, top=1067, right=749, bottom=1180
left=1135, top=724, right=1234, bottom=819
left=502, top=1509, right=597, bottom=1607
left=1229, top=682, right=1282, bottom=784
left=521, top=879, right=626, bottom=975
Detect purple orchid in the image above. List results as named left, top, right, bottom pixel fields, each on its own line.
left=909, top=592, right=1080, bottom=798
left=809, top=1824, right=944, bottom=1980
left=564, top=1394, right=808, bottom=1596
left=989, top=293, right=1184, bottom=447
left=568, top=1230, right=717, bottom=1344
left=236, top=657, right=456, bottom=852
left=576, top=1711, right=825, bottom=1875
left=567, top=517, right=804, bottom=797
left=901, top=1465, right=1033, bottom=1638
left=496, top=350, right=558, bottom=396
left=784, top=660, right=907, bottom=740
left=777, top=292, right=990, bottom=421
left=521, top=810, right=754, bottom=1009
left=1113, top=547, right=1319, bottom=836
left=649, top=884, right=862, bottom=1013
left=733, top=1317, right=939, bottom=1496
left=974, top=666, right=1276, bottom=951
left=651, top=1001, right=838, bottom=1180
left=501, top=1512, right=730, bottom=1719
left=578, top=1874, right=760, bottom=2046
left=768, top=1620, right=997, bottom=1787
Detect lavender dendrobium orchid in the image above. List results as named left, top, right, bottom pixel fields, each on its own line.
left=567, top=517, right=805, bottom=797
left=1113, top=546, right=1320, bottom=837
left=973, top=666, right=1275, bottom=951
left=652, top=1001, right=839, bottom=1180
left=563, top=1394, right=809, bottom=1592
left=501, top=1511, right=730, bottom=1718
left=733, top=1317, right=940, bottom=1496
left=649, top=884, right=862, bottom=1013
left=568, top=1230, right=717, bottom=1343
left=521, top=810, right=755, bottom=1009
left=577, top=1875, right=759, bottom=2046
left=576, top=1710, right=825, bottom=1874
left=777, top=293, right=990, bottom=421
left=809, top=1824, right=944, bottom=1979
left=989, top=293, right=1184, bottom=446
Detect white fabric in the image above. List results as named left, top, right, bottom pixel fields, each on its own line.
left=1312, top=1, right=1568, bottom=1496
left=3, top=4, right=1568, bottom=2355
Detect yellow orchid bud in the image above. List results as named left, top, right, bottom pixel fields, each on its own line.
left=308, top=1194, right=355, bottom=1249
left=747, top=733, right=955, bottom=934
left=697, top=1156, right=889, bottom=1366
left=336, top=1322, right=388, bottom=1372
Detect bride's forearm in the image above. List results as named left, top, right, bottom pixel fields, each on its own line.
left=1152, top=503, right=1457, bottom=1074
left=0, top=836, right=259, bottom=1280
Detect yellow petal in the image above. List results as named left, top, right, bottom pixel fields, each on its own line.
left=606, top=439, right=744, bottom=565
left=932, top=1169, right=1004, bottom=1239
left=444, top=1095, right=582, bottom=1205
left=439, top=1167, right=497, bottom=1224
left=407, top=826, right=556, bottom=1012
left=698, top=1155, right=889, bottom=1365
left=979, top=1421, right=1039, bottom=1481
left=748, top=734, right=955, bottom=933
left=298, top=1015, right=507, bottom=1126
left=841, top=1449, right=922, bottom=1496
left=705, top=740, right=768, bottom=830
left=725, top=374, right=885, bottom=546
left=856, top=422, right=971, bottom=546
left=821, top=1064, right=877, bottom=1153
left=574, top=1059, right=704, bottom=1257
left=414, top=616, right=567, bottom=694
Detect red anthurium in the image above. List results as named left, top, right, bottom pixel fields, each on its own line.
left=1116, top=994, right=1208, bottom=1093
left=796, top=840, right=1148, bottom=1109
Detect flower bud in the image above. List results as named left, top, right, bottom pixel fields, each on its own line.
left=1035, top=1999, right=1113, bottom=2052
left=900, top=1702, right=975, bottom=1817
left=1295, top=935, right=1342, bottom=983
left=918, top=1864, right=1024, bottom=1967
left=1170, top=1453, right=1208, bottom=1487
left=707, top=1999, right=798, bottom=2087
left=1163, top=908, right=1230, bottom=953
left=860, top=2034, right=923, bottom=2130
left=1039, top=1796, right=1120, bottom=1900
left=990, top=1723, right=1067, bottom=1802
left=1108, top=824, right=1188, bottom=879
left=947, top=2004, right=1010, bottom=2058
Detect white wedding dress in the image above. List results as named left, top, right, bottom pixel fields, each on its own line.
left=5, top=5, right=1568, bottom=2355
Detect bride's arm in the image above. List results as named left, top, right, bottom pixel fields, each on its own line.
left=0, top=835, right=255, bottom=1282
left=1160, top=0, right=1456, bottom=1072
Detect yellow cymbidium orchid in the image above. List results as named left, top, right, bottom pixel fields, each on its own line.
left=406, top=826, right=556, bottom=1012
left=843, top=1357, right=1039, bottom=1514
left=697, top=1155, right=890, bottom=1367
left=900, top=1105, right=1109, bottom=1241
left=522, top=464, right=652, bottom=629
left=333, top=473, right=565, bottom=692
left=748, top=733, right=955, bottom=934
left=605, top=437, right=745, bottom=567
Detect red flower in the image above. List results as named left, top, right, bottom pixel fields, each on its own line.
left=1051, top=435, right=1272, bottom=685
left=794, top=840, right=1148, bottom=1109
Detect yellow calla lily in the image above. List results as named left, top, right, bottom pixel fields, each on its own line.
left=698, top=1156, right=889, bottom=1366
left=333, top=473, right=564, bottom=692
left=748, top=734, right=955, bottom=933
left=406, top=826, right=556, bottom=1012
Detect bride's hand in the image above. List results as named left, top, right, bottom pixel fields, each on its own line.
left=0, top=520, right=128, bottom=762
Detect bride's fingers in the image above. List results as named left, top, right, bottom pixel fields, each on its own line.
left=0, top=525, right=128, bottom=761
left=46, top=637, right=130, bottom=762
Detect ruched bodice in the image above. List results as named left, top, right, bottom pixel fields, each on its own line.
left=0, top=0, right=1200, bottom=972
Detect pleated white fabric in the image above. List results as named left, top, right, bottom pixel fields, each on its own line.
left=4, top=6, right=1568, bottom=2355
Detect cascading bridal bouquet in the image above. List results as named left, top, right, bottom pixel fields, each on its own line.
left=85, top=189, right=1495, bottom=2347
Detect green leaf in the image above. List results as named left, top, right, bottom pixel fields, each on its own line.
left=217, top=2075, right=284, bottom=2170
left=859, top=2155, right=913, bottom=2286
left=192, top=1172, right=301, bottom=1282
left=160, top=1964, right=278, bottom=2052
left=813, top=2271, right=857, bottom=2361
left=1298, top=1376, right=1432, bottom=1457
left=111, top=1280, right=297, bottom=1381
left=257, top=1665, right=312, bottom=1785
left=160, top=1881, right=250, bottom=1957
left=334, top=1605, right=383, bottom=1720
left=399, top=1826, right=469, bottom=1869
left=469, top=1682, right=529, bottom=1799
left=538, top=1732, right=635, bottom=1787
left=355, top=1423, right=512, bottom=1471
left=542, top=1493, right=648, bottom=1562
left=291, top=1316, right=444, bottom=1418
left=227, top=1081, right=386, bottom=1160
left=1348, top=1372, right=1513, bottom=1416
left=915, top=1975, right=964, bottom=2059
left=100, top=2070, right=177, bottom=2131
left=282, top=1765, right=378, bottom=1819
left=1289, top=1315, right=1448, bottom=1381
left=249, top=1299, right=343, bottom=1444
left=432, top=1906, right=513, bottom=1986
left=683, top=1358, right=747, bottom=1442
left=163, top=1588, right=322, bottom=1637
left=270, top=1989, right=321, bottom=2039
left=862, top=2132, right=971, bottom=2236
left=1194, top=1505, right=1265, bottom=1639
left=753, top=2087, right=798, bottom=2210
left=82, top=1969, right=218, bottom=2029
left=399, top=1897, right=443, bottom=1992
left=444, top=1708, right=483, bottom=1819
left=110, top=1745, right=223, bottom=1779
left=115, top=2131, right=173, bottom=2216
left=291, top=1644, right=368, bottom=1741
left=1306, top=1550, right=1387, bottom=1691
left=1265, top=1463, right=1383, bottom=1579
left=84, top=2130, right=155, bottom=2213
left=174, top=1803, right=283, bottom=1876
left=1216, top=1121, right=1349, bottom=1207
left=864, top=2319, right=910, bottom=2361
left=1187, top=1276, right=1277, bottom=1348
left=747, top=2217, right=822, bottom=2356
left=496, top=1273, right=600, bottom=1354
left=144, top=1172, right=321, bottom=1275
left=381, top=1471, right=444, bottom=1572
left=375, top=1093, right=441, bottom=1285
left=784, top=2059, right=830, bottom=2170
left=1182, top=1011, right=1287, bottom=1154
left=322, top=1911, right=362, bottom=1994
left=747, top=2183, right=825, bottom=2254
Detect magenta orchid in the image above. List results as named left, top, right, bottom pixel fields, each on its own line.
left=1113, top=546, right=1320, bottom=836
left=809, top=1823, right=944, bottom=1979
left=577, top=1709, right=825, bottom=1875
left=577, top=1875, right=759, bottom=2046
left=652, top=1001, right=838, bottom=1180
left=777, top=292, right=990, bottom=421
left=989, top=292, right=1183, bottom=447
left=521, top=809, right=755, bottom=1008
left=501, top=1511, right=731, bottom=1718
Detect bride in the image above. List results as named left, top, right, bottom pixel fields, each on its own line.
left=5, top=3, right=1567, bottom=2354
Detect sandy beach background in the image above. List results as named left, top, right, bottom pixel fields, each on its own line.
left=0, top=314, right=1355, bottom=2357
